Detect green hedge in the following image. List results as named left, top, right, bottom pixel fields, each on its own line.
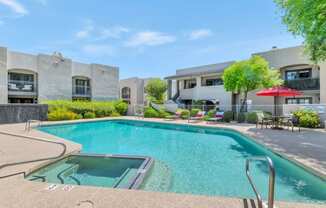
left=44, top=100, right=128, bottom=121
left=190, top=108, right=201, bottom=117
left=293, top=109, right=320, bottom=128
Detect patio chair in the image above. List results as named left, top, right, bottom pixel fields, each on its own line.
left=281, top=115, right=301, bottom=132
left=188, top=111, right=206, bottom=123
left=206, top=111, right=224, bottom=124
left=256, top=112, right=273, bottom=129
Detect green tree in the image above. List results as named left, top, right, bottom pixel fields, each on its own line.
left=275, top=0, right=326, bottom=62
left=222, top=56, right=283, bottom=112
left=145, top=78, right=167, bottom=104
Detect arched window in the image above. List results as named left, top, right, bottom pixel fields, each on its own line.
left=121, top=87, right=131, bottom=100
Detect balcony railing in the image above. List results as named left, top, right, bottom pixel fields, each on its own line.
left=8, top=80, right=35, bottom=92
left=284, top=78, right=320, bottom=91
left=73, top=85, right=91, bottom=97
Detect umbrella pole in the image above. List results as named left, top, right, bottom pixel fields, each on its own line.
left=274, top=96, right=277, bottom=116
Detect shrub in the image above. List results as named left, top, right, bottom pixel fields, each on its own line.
left=48, top=109, right=78, bottom=121
left=114, top=101, right=128, bottom=115
left=144, top=107, right=159, bottom=118
left=293, top=110, right=320, bottom=128
left=158, top=108, right=170, bottom=118
left=237, top=112, right=246, bottom=123
left=246, top=112, right=258, bottom=124
left=190, top=108, right=201, bottom=117
left=111, top=112, right=121, bottom=117
left=84, top=112, right=96, bottom=119
left=180, top=109, right=190, bottom=119
left=76, top=114, right=83, bottom=120
left=223, top=111, right=234, bottom=122
left=207, top=109, right=216, bottom=118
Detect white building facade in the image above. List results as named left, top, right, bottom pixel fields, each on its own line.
left=165, top=46, right=326, bottom=111
left=0, top=47, right=119, bottom=104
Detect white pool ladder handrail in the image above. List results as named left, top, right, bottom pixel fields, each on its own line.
left=245, top=156, right=276, bottom=208
left=25, top=120, right=42, bottom=131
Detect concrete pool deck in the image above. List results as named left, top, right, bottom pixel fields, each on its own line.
left=0, top=117, right=325, bottom=208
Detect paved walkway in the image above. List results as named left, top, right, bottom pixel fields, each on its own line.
left=0, top=117, right=325, bottom=208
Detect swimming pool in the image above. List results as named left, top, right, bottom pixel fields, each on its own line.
left=38, top=119, right=326, bottom=203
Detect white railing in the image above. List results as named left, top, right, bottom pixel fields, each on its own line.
left=8, top=80, right=35, bottom=92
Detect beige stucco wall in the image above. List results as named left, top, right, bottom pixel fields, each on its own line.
left=91, top=64, right=119, bottom=101
left=119, top=77, right=145, bottom=106
left=0, top=47, right=119, bottom=103
left=37, top=54, right=73, bottom=101
left=0, top=47, right=8, bottom=104
left=320, top=62, right=326, bottom=104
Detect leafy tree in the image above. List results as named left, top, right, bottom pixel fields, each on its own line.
left=145, top=78, right=167, bottom=104
left=222, top=56, right=283, bottom=112
left=275, top=0, right=326, bottom=62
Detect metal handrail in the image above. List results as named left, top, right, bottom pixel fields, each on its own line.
left=245, top=156, right=275, bottom=208
left=0, top=131, right=67, bottom=179
left=25, top=120, right=42, bottom=131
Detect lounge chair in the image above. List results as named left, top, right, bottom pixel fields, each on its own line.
left=206, top=111, right=224, bottom=123
left=188, top=111, right=206, bottom=123
left=165, top=111, right=181, bottom=120
left=256, top=112, right=273, bottom=129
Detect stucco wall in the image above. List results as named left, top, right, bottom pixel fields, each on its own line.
left=37, top=54, right=73, bottom=101
left=320, top=62, right=326, bottom=104
left=91, top=64, right=119, bottom=100
left=72, top=62, right=92, bottom=78
left=254, top=46, right=311, bottom=69
left=0, top=47, right=8, bottom=104
left=119, top=77, right=144, bottom=106
left=7, top=51, right=37, bottom=72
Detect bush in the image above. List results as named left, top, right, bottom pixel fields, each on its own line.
left=223, top=111, right=234, bottom=122
left=237, top=112, right=246, bottom=123
left=158, top=108, right=170, bottom=118
left=190, top=108, right=201, bottom=117
left=207, top=109, right=216, bottom=118
left=144, top=107, right=159, bottom=118
left=180, top=110, right=190, bottom=119
left=84, top=112, right=96, bottom=119
left=48, top=109, right=78, bottom=121
left=44, top=100, right=125, bottom=120
left=293, top=110, right=320, bottom=128
left=76, top=114, right=83, bottom=120
left=114, top=101, right=128, bottom=115
left=246, top=112, right=258, bottom=124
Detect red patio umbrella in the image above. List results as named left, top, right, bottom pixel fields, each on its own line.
left=256, top=86, right=303, bottom=116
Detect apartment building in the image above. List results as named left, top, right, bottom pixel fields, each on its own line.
left=119, top=77, right=157, bottom=106
left=0, top=47, right=119, bottom=104
left=165, top=46, right=326, bottom=111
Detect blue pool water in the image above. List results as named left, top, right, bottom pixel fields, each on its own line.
left=39, top=120, right=326, bottom=203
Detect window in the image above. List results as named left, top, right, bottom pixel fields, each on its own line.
left=184, top=79, right=196, bottom=89
left=121, top=87, right=131, bottom=100
left=202, top=78, right=223, bottom=86
left=9, top=72, right=34, bottom=82
left=286, top=97, right=312, bottom=104
left=74, top=78, right=90, bottom=95
left=285, top=69, right=312, bottom=80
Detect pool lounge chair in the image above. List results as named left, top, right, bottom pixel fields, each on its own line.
left=188, top=111, right=206, bottom=123
left=206, top=111, right=224, bottom=124
left=281, top=115, right=301, bottom=132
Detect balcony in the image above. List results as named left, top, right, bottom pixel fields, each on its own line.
left=73, top=85, right=91, bottom=97
left=284, top=78, right=320, bottom=91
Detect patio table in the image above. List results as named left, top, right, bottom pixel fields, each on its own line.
left=270, top=115, right=290, bottom=130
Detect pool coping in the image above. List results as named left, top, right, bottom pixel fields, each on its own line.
left=1, top=117, right=325, bottom=208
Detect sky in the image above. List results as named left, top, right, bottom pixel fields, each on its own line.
left=0, top=0, right=303, bottom=79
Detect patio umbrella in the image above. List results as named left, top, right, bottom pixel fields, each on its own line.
left=256, top=86, right=303, bottom=116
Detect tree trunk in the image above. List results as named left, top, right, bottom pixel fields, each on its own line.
left=240, top=91, right=248, bottom=112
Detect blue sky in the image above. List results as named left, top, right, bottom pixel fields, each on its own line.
left=0, top=0, right=303, bottom=79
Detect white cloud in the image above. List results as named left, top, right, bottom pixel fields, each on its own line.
left=75, top=23, right=94, bottom=39
left=189, top=29, right=213, bottom=40
left=99, top=26, right=129, bottom=39
left=0, top=0, right=28, bottom=15
left=82, top=44, right=115, bottom=56
left=125, top=31, right=176, bottom=47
